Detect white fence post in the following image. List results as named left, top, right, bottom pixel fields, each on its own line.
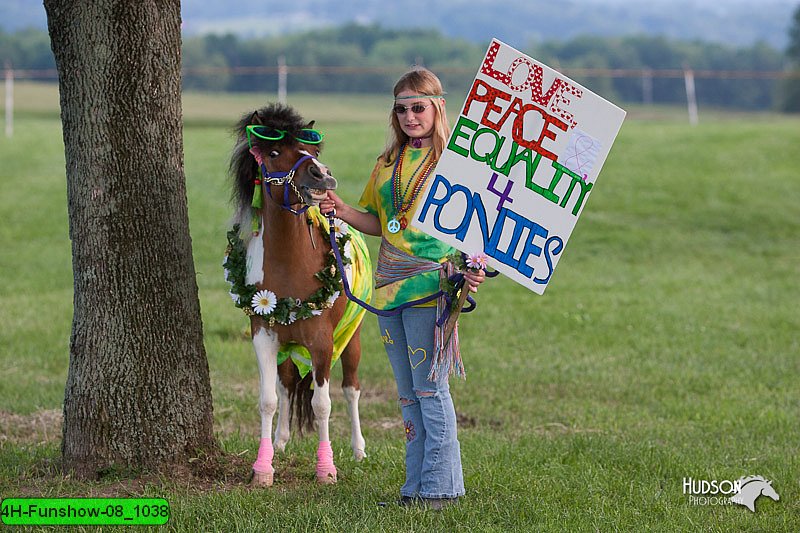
left=278, top=55, right=287, bottom=104
left=4, top=61, right=12, bottom=138
left=642, top=68, right=653, bottom=106
left=683, top=67, right=699, bottom=126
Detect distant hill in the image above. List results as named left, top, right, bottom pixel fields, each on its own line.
left=1, top=0, right=795, bottom=50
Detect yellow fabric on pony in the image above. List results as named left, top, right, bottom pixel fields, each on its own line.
left=277, top=208, right=373, bottom=378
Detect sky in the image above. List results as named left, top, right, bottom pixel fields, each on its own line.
left=1, top=0, right=797, bottom=50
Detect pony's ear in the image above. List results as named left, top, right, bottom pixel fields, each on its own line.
left=305, top=120, right=315, bottom=129
left=250, top=110, right=262, bottom=125
left=249, top=146, right=264, bottom=165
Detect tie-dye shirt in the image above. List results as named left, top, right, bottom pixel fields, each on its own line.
left=359, top=146, right=455, bottom=310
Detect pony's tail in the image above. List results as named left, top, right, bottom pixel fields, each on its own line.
left=289, top=372, right=315, bottom=435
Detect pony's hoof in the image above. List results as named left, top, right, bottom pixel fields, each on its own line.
left=353, top=449, right=367, bottom=462
left=317, top=472, right=337, bottom=484
left=251, top=470, right=274, bottom=487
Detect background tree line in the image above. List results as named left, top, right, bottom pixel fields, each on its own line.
left=3, top=17, right=800, bottom=111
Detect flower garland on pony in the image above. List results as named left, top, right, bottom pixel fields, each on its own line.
left=224, top=219, right=353, bottom=327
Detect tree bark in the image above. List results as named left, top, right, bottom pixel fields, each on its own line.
left=44, top=0, right=216, bottom=478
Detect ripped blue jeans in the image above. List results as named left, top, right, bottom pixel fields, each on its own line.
left=378, top=307, right=465, bottom=499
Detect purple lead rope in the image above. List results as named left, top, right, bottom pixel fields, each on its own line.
left=325, top=214, right=479, bottom=321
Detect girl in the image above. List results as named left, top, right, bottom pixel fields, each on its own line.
left=320, top=67, right=484, bottom=510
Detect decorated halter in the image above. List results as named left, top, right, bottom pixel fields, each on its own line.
left=249, top=153, right=319, bottom=235
left=257, top=155, right=314, bottom=213
left=247, top=122, right=325, bottom=231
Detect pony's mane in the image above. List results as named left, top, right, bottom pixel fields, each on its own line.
left=228, top=103, right=315, bottom=228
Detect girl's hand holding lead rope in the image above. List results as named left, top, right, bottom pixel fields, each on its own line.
left=319, top=190, right=341, bottom=217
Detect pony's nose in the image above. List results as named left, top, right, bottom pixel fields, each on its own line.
left=309, top=164, right=337, bottom=190
left=310, top=162, right=332, bottom=178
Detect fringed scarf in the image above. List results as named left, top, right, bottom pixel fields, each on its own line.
left=375, top=237, right=464, bottom=381
left=430, top=259, right=463, bottom=381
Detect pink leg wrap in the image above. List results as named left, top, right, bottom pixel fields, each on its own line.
left=316, top=440, right=337, bottom=480
left=253, top=438, right=274, bottom=474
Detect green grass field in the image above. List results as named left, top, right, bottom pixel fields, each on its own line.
left=1, top=83, right=799, bottom=531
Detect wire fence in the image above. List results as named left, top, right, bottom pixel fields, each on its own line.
left=4, top=64, right=800, bottom=137
left=6, top=65, right=799, bottom=80
left=7, top=63, right=799, bottom=108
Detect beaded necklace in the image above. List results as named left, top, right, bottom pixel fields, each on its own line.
left=388, top=144, right=436, bottom=233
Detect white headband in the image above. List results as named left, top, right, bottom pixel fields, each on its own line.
left=394, top=94, right=446, bottom=101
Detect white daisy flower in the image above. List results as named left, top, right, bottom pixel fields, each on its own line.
left=343, top=241, right=353, bottom=261
left=224, top=269, right=232, bottom=283
left=325, top=291, right=340, bottom=307
left=251, top=290, right=277, bottom=316
left=229, top=291, right=240, bottom=304
left=311, top=309, right=323, bottom=316
left=332, top=219, right=349, bottom=238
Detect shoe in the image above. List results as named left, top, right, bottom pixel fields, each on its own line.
left=399, top=495, right=419, bottom=507
left=423, top=497, right=458, bottom=511
left=377, top=496, right=420, bottom=507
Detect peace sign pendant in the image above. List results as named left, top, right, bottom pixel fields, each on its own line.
left=387, top=218, right=402, bottom=234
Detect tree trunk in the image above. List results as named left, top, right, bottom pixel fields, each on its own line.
left=44, top=0, right=216, bottom=478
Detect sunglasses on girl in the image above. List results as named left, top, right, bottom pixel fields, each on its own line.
left=246, top=125, right=324, bottom=148
left=392, top=103, right=434, bottom=115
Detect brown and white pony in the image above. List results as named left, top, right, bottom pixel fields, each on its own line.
left=227, top=103, right=368, bottom=485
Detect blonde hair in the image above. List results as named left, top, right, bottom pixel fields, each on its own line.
left=379, top=67, right=450, bottom=165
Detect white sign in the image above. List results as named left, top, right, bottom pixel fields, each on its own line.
left=412, top=39, right=626, bottom=294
